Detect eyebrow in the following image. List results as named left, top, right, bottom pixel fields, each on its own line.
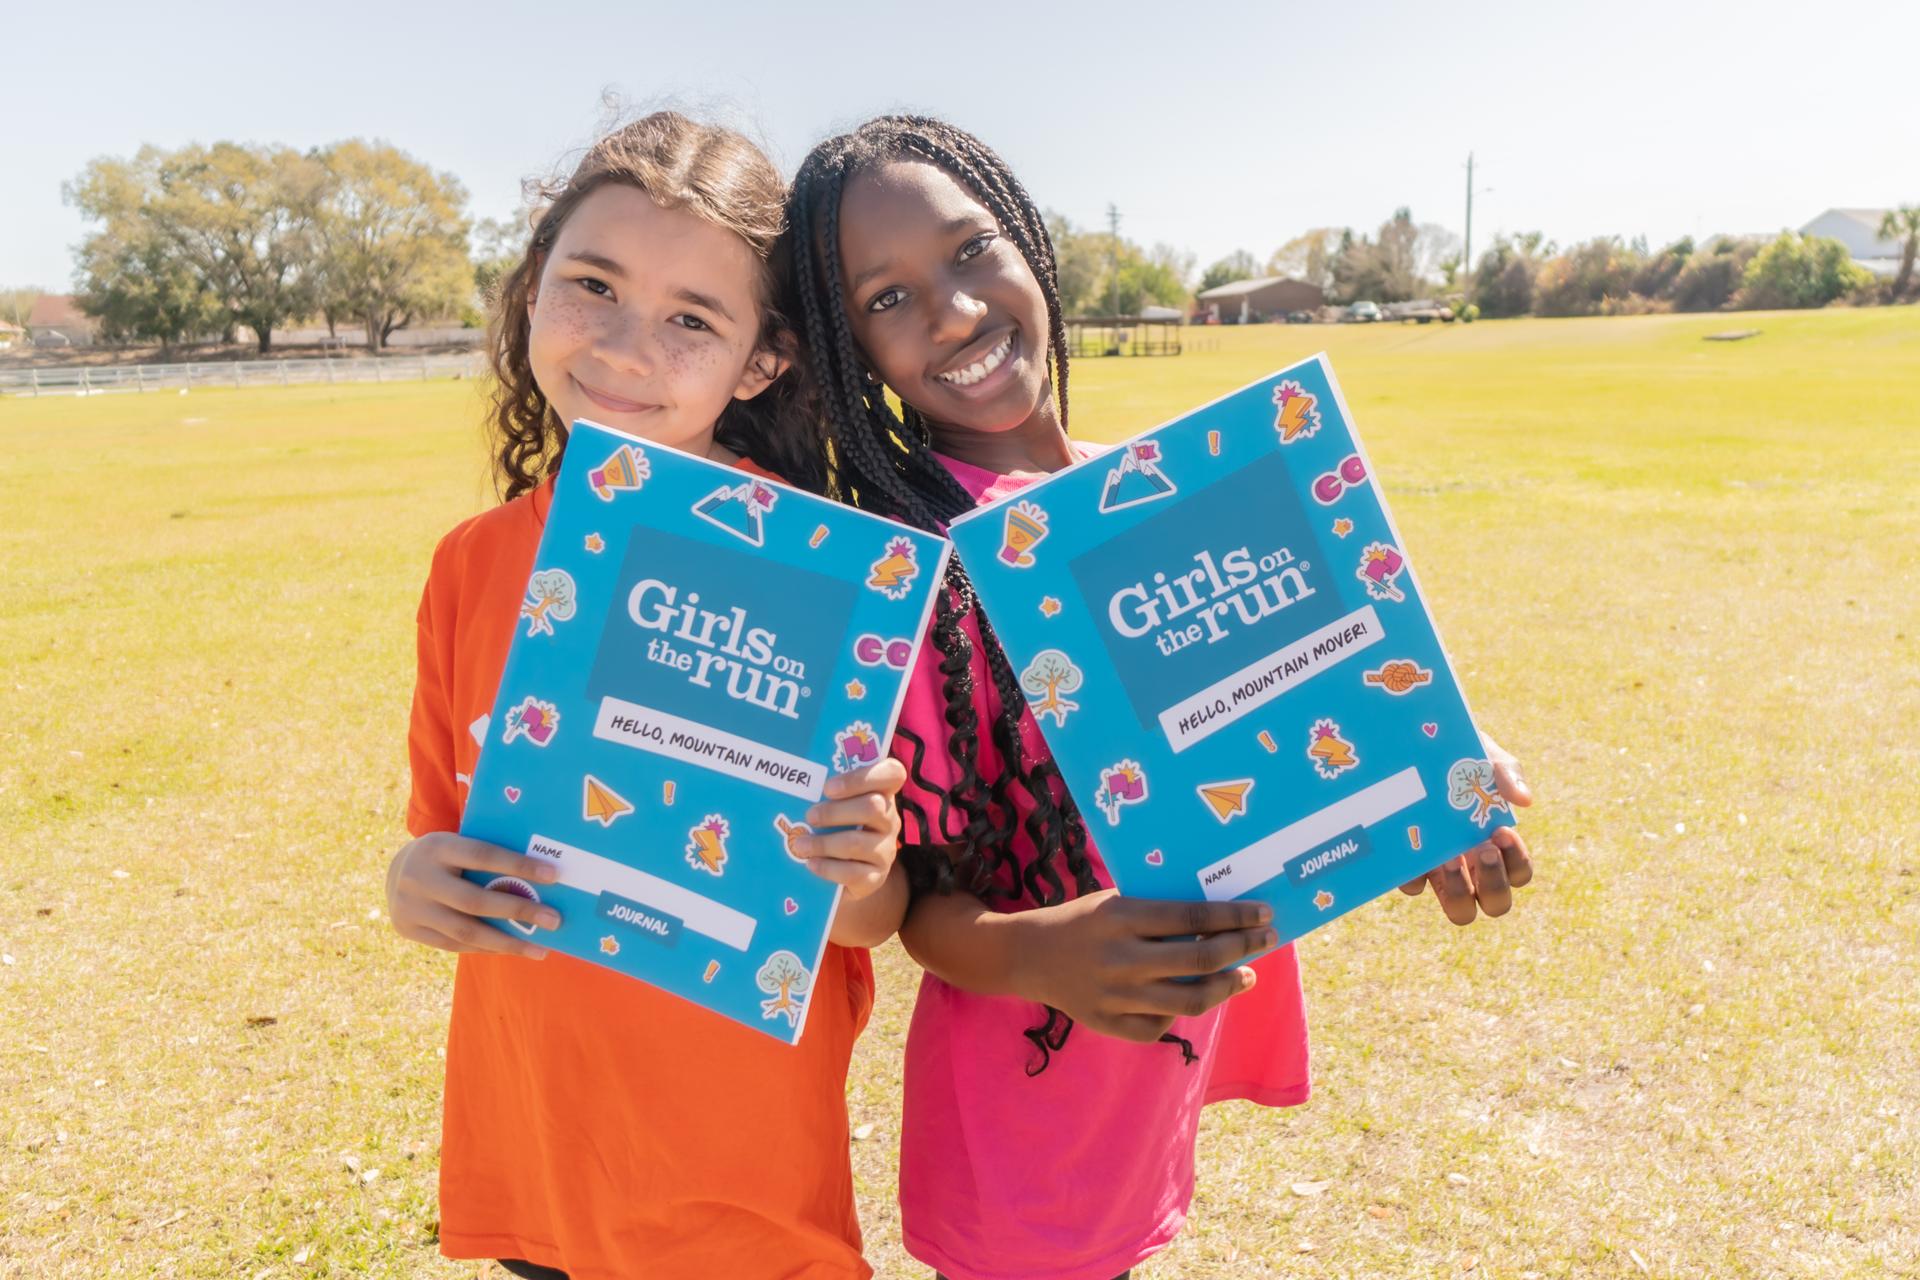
left=847, top=215, right=985, bottom=294
left=564, top=251, right=626, bottom=278
left=674, top=287, right=734, bottom=324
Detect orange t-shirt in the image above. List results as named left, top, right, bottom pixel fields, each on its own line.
left=405, top=466, right=875, bottom=1280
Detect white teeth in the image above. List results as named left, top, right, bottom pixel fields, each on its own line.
left=937, top=334, right=1013, bottom=386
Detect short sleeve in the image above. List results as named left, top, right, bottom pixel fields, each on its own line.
left=405, top=542, right=461, bottom=838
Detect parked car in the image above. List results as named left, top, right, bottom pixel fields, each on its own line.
left=1285, top=310, right=1315, bottom=324
left=1343, top=300, right=1383, bottom=323
left=1385, top=299, right=1454, bottom=323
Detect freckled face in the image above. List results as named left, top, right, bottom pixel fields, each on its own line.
left=837, top=161, right=1052, bottom=434
left=528, top=184, right=777, bottom=453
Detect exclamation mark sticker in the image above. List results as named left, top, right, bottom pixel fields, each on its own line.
left=703, top=960, right=720, bottom=983
left=663, top=780, right=676, bottom=806
left=809, top=525, right=829, bottom=548
left=1407, top=825, right=1422, bottom=851
left=1208, top=430, right=1220, bottom=456
left=1257, top=730, right=1277, bottom=753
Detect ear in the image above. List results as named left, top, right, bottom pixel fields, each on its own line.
left=733, top=328, right=795, bottom=402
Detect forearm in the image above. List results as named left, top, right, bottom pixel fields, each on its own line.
left=828, top=860, right=909, bottom=948
left=898, top=885, right=1034, bottom=1000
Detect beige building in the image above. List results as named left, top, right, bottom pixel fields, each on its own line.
left=26, top=295, right=101, bottom=347
left=1195, top=276, right=1326, bottom=324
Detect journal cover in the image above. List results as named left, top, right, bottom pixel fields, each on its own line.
left=947, top=355, right=1514, bottom=945
left=461, top=420, right=949, bottom=1042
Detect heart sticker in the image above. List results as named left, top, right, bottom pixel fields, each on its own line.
left=1145, top=849, right=1165, bottom=866
left=504, top=786, right=522, bottom=803
left=783, top=897, right=798, bottom=915
left=1421, top=723, right=1438, bottom=738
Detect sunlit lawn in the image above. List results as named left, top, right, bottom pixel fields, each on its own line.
left=3, top=308, right=1917, bottom=1278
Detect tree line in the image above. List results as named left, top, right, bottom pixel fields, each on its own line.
left=62, top=141, right=473, bottom=353
left=1194, top=206, right=1920, bottom=317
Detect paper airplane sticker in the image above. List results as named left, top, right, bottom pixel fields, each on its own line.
left=1097, top=441, right=1177, bottom=513
left=686, top=815, right=731, bottom=875
left=1307, top=719, right=1359, bottom=780
left=587, top=442, right=650, bottom=500
left=468, top=715, right=490, bottom=747
left=866, top=536, right=921, bottom=600
left=1196, top=778, right=1254, bottom=823
left=1272, top=380, right=1322, bottom=444
left=582, top=774, right=634, bottom=827
left=691, top=478, right=777, bottom=546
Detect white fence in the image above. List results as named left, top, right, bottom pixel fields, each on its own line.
left=1, top=354, right=485, bottom=398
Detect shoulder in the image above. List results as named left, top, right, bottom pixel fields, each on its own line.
left=732, top=456, right=788, bottom=484
left=425, top=481, right=551, bottom=590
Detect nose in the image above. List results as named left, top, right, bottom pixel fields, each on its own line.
left=589, top=306, right=657, bottom=377
left=929, top=289, right=988, bottom=345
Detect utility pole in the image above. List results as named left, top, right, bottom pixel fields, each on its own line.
left=1107, top=202, right=1122, bottom=317
left=1462, top=154, right=1492, bottom=297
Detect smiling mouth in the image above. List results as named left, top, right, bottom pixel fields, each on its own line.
left=573, top=375, right=659, bottom=415
left=934, top=331, right=1016, bottom=388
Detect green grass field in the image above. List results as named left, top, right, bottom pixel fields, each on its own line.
left=4, top=310, right=1917, bottom=1279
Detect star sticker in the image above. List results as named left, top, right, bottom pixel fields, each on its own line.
left=1331, top=518, right=1354, bottom=539
left=845, top=678, right=867, bottom=699
left=1039, top=596, right=1062, bottom=617
left=584, top=532, right=606, bottom=554
left=599, top=935, right=620, bottom=956
left=1313, top=889, right=1334, bottom=910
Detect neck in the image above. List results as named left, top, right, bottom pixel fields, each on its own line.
left=925, top=387, right=1073, bottom=475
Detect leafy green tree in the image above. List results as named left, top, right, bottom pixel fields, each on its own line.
left=1267, top=229, right=1341, bottom=290
left=64, top=149, right=221, bottom=350
left=1878, top=206, right=1919, bottom=298
left=1632, top=237, right=1694, bottom=299
left=1471, top=234, right=1550, bottom=317
left=472, top=215, right=526, bottom=306
left=1533, top=237, right=1644, bottom=316
left=1199, top=249, right=1259, bottom=294
left=0, top=287, right=42, bottom=329
left=148, top=142, right=325, bottom=352
left=1735, top=232, right=1872, bottom=310
left=1665, top=236, right=1756, bottom=311
left=1045, top=211, right=1106, bottom=316
left=313, top=141, right=473, bottom=349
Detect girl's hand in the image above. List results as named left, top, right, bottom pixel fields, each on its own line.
left=798, top=759, right=906, bottom=902
left=1007, top=890, right=1275, bottom=1044
left=386, top=831, right=562, bottom=959
left=1399, top=734, right=1535, bottom=924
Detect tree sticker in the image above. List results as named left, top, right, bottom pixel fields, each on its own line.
left=1446, top=758, right=1511, bottom=827
left=1020, top=649, right=1083, bottom=727
left=756, top=950, right=811, bottom=1027
left=520, top=569, right=577, bottom=637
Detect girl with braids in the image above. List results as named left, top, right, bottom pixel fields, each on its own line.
left=784, top=115, right=1537, bottom=1280
left=383, top=112, right=909, bottom=1280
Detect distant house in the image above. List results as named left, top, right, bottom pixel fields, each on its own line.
left=1195, top=276, right=1325, bottom=324
left=1800, top=209, right=1904, bottom=279
left=0, top=321, right=23, bottom=350
left=26, top=294, right=101, bottom=347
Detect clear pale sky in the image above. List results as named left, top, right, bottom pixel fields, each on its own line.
left=5, top=0, right=1915, bottom=289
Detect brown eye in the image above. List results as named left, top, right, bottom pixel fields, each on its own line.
left=868, top=287, right=904, bottom=313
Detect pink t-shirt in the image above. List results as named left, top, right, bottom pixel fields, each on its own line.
left=894, top=448, right=1312, bottom=1280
